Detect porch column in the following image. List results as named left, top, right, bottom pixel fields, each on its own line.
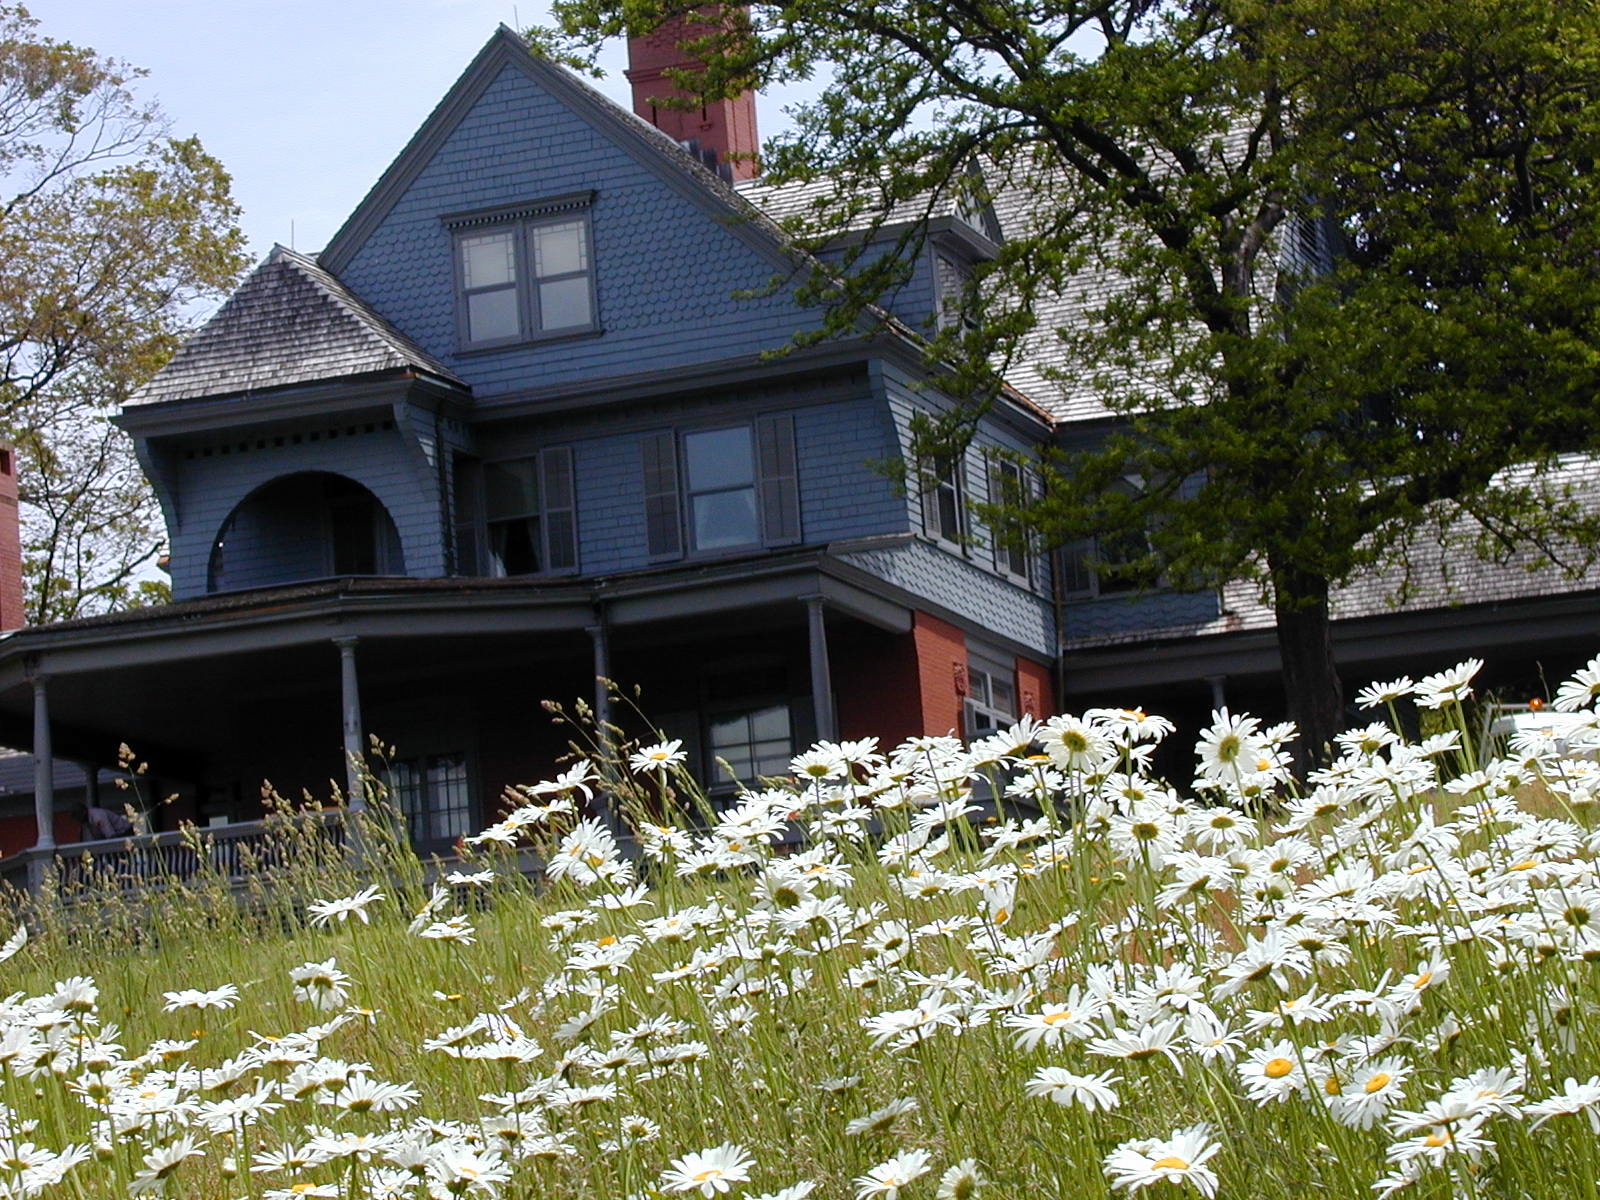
left=1206, top=674, right=1228, bottom=712
left=802, top=594, right=837, bottom=743
left=586, top=623, right=614, bottom=752
left=81, top=761, right=100, bottom=810
left=586, top=622, right=627, bottom=842
left=30, top=674, right=54, bottom=851
left=334, top=637, right=365, bottom=814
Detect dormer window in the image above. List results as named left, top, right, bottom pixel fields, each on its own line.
left=445, top=193, right=598, bottom=349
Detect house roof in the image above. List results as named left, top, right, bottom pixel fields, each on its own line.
left=126, top=246, right=466, bottom=408
left=1063, top=454, right=1600, bottom=651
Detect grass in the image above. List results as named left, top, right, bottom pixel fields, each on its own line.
left=0, top=665, right=1594, bottom=1200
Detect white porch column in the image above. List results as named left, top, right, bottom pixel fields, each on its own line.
left=334, top=637, right=365, bottom=814
left=30, top=674, right=54, bottom=850
left=802, top=594, right=837, bottom=743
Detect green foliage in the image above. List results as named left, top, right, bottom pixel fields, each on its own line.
left=0, top=4, right=247, bottom=622
left=534, top=0, right=1600, bottom=752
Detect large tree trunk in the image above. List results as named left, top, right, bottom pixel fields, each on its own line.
left=1269, top=558, right=1345, bottom=769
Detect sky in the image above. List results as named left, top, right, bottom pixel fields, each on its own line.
left=23, top=0, right=802, bottom=264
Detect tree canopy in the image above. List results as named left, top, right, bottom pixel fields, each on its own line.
left=539, top=0, right=1600, bottom=755
left=0, top=4, right=247, bottom=622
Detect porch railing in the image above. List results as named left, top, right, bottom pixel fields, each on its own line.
left=0, top=811, right=347, bottom=900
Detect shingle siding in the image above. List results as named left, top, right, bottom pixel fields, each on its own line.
left=165, top=426, right=446, bottom=600
left=840, top=538, right=1055, bottom=658
left=337, top=62, right=827, bottom=400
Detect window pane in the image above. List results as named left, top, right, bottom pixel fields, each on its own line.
left=684, top=427, right=755, bottom=490
left=488, top=516, right=541, bottom=576
left=692, top=488, right=758, bottom=549
left=484, top=459, right=540, bottom=520
left=538, top=277, right=592, bottom=330
left=462, top=231, right=516, bottom=288
left=936, top=481, right=961, bottom=540
left=533, top=220, right=588, bottom=276
left=750, top=704, right=788, bottom=742
left=467, top=288, right=520, bottom=342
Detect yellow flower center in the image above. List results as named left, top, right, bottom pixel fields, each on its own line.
left=1412, top=971, right=1432, bottom=989
left=1324, top=1076, right=1342, bottom=1095
left=597, top=936, right=617, bottom=947
left=1151, top=1157, right=1189, bottom=1171
left=693, top=1170, right=723, bottom=1183
left=1510, top=859, right=1537, bottom=871
left=1264, top=1057, right=1294, bottom=1079
left=1424, top=1132, right=1450, bottom=1148
left=1365, top=1073, right=1392, bottom=1093
left=1043, top=1011, right=1073, bottom=1025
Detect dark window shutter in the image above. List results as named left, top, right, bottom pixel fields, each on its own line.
left=755, top=413, right=801, bottom=546
left=540, top=446, right=578, bottom=572
left=642, top=431, right=682, bottom=560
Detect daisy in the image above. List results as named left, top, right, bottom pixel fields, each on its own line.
left=1553, top=654, right=1600, bottom=711
left=1527, top=1075, right=1600, bottom=1132
left=845, top=1097, right=919, bottom=1135
left=855, top=1149, right=934, bottom=1200
left=1414, top=659, right=1483, bottom=710
left=661, top=1142, right=756, bottom=1197
left=629, top=738, right=686, bottom=775
left=1237, top=1040, right=1306, bottom=1104
left=161, top=984, right=240, bottom=1011
left=1004, top=990, right=1103, bottom=1050
left=1024, top=1067, right=1121, bottom=1111
left=1103, top=1125, right=1221, bottom=1198
left=936, top=1160, right=983, bottom=1200
left=1355, top=677, right=1415, bottom=710
left=306, top=884, right=386, bottom=927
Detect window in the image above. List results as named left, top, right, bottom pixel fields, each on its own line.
left=641, top=414, right=800, bottom=560
left=684, top=426, right=759, bottom=550
left=382, top=752, right=472, bottom=848
left=965, top=647, right=1017, bottom=737
left=935, top=251, right=978, bottom=331
left=479, top=447, right=577, bottom=576
left=447, top=194, right=597, bottom=349
left=708, top=703, right=793, bottom=786
left=920, top=452, right=966, bottom=547
left=1060, top=475, right=1156, bottom=598
left=988, top=457, right=1032, bottom=585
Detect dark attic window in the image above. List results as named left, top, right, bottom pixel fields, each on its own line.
left=444, top=192, right=598, bottom=350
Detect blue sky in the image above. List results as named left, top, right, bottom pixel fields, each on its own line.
left=23, top=0, right=759, bottom=262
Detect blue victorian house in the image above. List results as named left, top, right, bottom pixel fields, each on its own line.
left=0, top=24, right=1590, bottom=874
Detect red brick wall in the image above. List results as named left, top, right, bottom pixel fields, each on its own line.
left=913, top=611, right=967, bottom=738
left=0, top=446, right=24, bottom=631
left=1016, top=656, right=1055, bottom=720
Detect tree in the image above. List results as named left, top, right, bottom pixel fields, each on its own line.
left=0, top=4, right=247, bottom=622
left=538, top=0, right=1600, bottom=757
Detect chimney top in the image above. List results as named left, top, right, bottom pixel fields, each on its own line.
left=625, top=10, right=760, bottom=182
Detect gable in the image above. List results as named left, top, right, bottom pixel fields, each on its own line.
left=327, top=33, right=831, bottom=401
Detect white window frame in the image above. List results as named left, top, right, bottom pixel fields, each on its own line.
left=964, top=645, right=1018, bottom=738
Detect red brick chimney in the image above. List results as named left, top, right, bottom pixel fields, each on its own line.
left=0, top=446, right=24, bottom=630
left=625, top=9, right=760, bottom=181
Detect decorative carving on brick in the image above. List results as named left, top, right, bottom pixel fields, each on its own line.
left=952, top=662, right=968, bottom=696
left=1022, top=689, right=1038, bottom=716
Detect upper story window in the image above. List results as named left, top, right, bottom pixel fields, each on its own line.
left=454, top=448, right=578, bottom=577
left=920, top=452, right=966, bottom=548
left=1060, top=474, right=1158, bottom=599
left=641, top=414, right=801, bottom=561
left=445, top=193, right=597, bottom=350
left=988, top=456, right=1032, bottom=586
